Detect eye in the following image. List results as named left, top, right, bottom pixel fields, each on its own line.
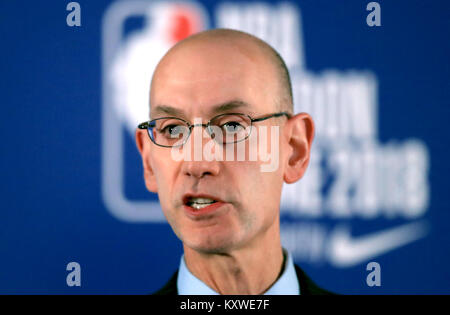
left=222, top=121, right=245, bottom=133
left=160, top=124, right=187, bottom=138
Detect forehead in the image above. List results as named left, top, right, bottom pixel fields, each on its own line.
left=150, top=39, right=278, bottom=118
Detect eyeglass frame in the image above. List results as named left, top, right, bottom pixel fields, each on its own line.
left=137, top=111, right=291, bottom=148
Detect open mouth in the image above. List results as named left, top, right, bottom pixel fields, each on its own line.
left=186, top=197, right=218, bottom=210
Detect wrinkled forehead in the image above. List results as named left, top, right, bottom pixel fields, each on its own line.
left=150, top=38, right=278, bottom=118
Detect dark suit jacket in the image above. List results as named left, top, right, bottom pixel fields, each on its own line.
left=153, top=264, right=334, bottom=295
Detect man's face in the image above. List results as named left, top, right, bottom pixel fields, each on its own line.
left=140, top=39, right=288, bottom=254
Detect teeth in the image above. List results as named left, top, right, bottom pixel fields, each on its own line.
left=191, top=203, right=212, bottom=210
left=190, top=197, right=216, bottom=204
left=187, top=197, right=217, bottom=210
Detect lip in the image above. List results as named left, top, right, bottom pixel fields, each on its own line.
left=182, top=193, right=227, bottom=219
left=183, top=201, right=227, bottom=219
left=182, top=193, right=224, bottom=205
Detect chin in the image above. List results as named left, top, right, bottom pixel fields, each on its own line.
left=184, top=233, right=239, bottom=255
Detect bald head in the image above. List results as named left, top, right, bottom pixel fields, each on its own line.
left=150, top=29, right=293, bottom=115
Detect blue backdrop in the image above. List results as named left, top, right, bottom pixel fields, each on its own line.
left=1, top=0, right=449, bottom=294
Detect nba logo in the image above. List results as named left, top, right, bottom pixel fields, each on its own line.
left=101, top=1, right=208, bottom=222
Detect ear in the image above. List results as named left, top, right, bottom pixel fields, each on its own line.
left=135, top=128, right=158, bottom=193
left=283, top=113, right=315, bottom=184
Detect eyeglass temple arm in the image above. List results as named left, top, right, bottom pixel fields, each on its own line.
left=251, top=112, right=291, bottom=123
left=138, top=122, right=151, bottom=129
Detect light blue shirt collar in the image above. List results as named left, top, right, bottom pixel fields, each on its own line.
left=177, top=249, right=300, bottom=295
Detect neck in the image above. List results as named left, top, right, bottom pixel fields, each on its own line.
left=182, top=221, right=284, bottom=295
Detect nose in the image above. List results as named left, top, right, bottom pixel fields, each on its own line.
left=181, top=119, right=220, bottom=179
left=182, top=159, right=220, bottom=178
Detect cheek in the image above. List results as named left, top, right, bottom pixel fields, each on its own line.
left=243, top=158, right=283, bottom=205
left=152, top=150, right=177, bottom=179
left=150, top=154, right=184, bottom=237
left=231, top=160, right=282, bottom=207
left=150, top=153, right=179, bottom=205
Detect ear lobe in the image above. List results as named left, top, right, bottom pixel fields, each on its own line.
left=135, top=129, right=158, bottom=193
left=283, top=113, right=315, bottom=184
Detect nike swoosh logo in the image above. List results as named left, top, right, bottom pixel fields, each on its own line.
left=328, top=221, right=429, bottom=268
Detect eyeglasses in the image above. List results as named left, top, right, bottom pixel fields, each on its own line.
left=138, top=112, right=291, bottom=148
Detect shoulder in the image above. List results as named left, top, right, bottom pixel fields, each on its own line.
left=151, top=270, right=179, bottom=295
left=294, top=264, right=337, bottom=295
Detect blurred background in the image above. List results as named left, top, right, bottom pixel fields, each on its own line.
left=0, top=0, right=449, bottom=294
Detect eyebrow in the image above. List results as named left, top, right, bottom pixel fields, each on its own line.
left=151, top=100, right=253, bottom=119
left=151, top=105, right=184, bottom=118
